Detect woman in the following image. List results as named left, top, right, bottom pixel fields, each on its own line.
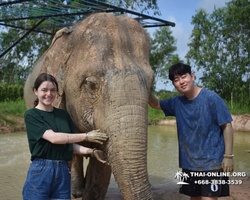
left=22, top=73, right=108, bottom=200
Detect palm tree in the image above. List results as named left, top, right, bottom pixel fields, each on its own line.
left=174, top=170, right=183, bottom=181
left=182, top=172, right=189, bottom=182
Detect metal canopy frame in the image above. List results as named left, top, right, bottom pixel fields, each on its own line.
left=0, top=0, right=175, bottom=58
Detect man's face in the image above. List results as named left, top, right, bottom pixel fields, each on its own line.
left=172, top=73, right=195, bottom=94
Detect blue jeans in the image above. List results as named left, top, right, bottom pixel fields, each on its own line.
left=22, top=159, right=71, bottom=200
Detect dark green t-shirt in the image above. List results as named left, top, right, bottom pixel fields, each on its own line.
left=24, top=107, right=78, bottom=161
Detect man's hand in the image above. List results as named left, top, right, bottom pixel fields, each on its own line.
left=86, top=130, right=108, bottom=144
left=221, top=123, right=234, bottom=172
left=148, top=92, right=162, bottom=110
left=222, top=157, right=234, bottom=172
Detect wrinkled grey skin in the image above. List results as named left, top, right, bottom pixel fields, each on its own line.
left=24, top=13, right=154, bottom=200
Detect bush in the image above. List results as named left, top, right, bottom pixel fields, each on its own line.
left=0, top=83, right=24, bottom=101
left=0, top=84, right=3, bottom=101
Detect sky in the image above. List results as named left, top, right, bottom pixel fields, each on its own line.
left=148, top=0, right=229, bottom=91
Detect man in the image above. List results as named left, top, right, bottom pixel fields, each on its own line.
left=148, top=63, right=234, bottom=200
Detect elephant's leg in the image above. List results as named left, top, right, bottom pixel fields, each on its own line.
left=82, top=158, right=112, bottom=200
left=71, top=154, right=84, bottom=198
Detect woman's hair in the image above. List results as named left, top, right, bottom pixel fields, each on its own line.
left=169, top=63, right=191, bottom=81
left=33, top=73, right=59, bottom=107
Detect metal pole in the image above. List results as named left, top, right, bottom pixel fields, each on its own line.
left=0, top=18, right=46, bottom=59
left=0, top=0, right=33, bottom=6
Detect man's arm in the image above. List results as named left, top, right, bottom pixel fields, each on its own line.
left=221, top=122, right=234, bottom=172
left=148, top=92, right=162, bottom=110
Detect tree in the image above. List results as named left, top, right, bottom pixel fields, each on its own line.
left=222, top=0, right=250, bottom=108
left=149, top=26, right=182, bottom=91
left=0, top=24, right=51, bottom=84
left=107, top=0, right=160, bottom=15
left=0, top=2, right=53, bottom=84
left=186, top=0, right=250, bottom=109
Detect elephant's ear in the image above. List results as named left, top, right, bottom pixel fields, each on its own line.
left=24, top=53, right=47, bottom=109
left=40, top=27, right=73, bottom=110
left=53, top=69, right=66, bottom=110
left=54, top=93, right=66, bottom=109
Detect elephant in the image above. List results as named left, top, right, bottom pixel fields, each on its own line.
left=24, top=12, right=154, bottom=200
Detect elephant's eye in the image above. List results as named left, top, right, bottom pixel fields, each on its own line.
left=87, top=81, right=96, bottom=90
left=84, top=76, right=99, bottom=91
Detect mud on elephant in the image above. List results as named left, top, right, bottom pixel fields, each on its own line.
left=24, top=13, right=154, bottom=200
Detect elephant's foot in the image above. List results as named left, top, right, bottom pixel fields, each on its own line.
left=71, top=183, right=84, bottom=198
left=71, top=193, right=82, bottom=199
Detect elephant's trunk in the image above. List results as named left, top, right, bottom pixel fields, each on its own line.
left=103, top=70, right=153, bottom=200
left=107, top=105, right=152, bottom=199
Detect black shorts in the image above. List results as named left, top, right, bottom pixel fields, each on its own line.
left=179, top=168, right=230, bottom=197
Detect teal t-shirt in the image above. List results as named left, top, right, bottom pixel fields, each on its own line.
left=24, top=107, right=78, bottom=161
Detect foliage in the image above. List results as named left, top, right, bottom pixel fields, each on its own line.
left=0, top=83, right=24, bottom=102
left=225, top=100, right=250, bottom=114
left=148, top=89, right=250, bottom=123
left=186, top=0, right=250, bottom=110
left=155, top=89, right=180, bottom=100
left=148, top=90, right=179, bottom=124
left=70, top=0, right=160, bottom=14
left=0, top=3, right=52, bottom=84
left=0, top=0, right=160, bottom=85
left=106, top=0, right=160, bottom=15
left=0, top=114, right=16, bottom=125
left=0, top=99, right=26, bottom=133
left=0, top=99, right=26, bottom=116
left=149, top=27, right=183, bottom=91
left=148, top=105, right=165, bottom=124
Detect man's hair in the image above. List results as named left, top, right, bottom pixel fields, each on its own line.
left=169, top=63, right=191, bottom=81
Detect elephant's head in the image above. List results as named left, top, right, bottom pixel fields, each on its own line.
left=24, top=13, right=154, bottom=200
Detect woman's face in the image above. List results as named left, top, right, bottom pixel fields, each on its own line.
left=34, top=81, right=57, bottom=107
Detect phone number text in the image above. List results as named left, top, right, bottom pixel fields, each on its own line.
left=194, top=180, right=243, bottom=185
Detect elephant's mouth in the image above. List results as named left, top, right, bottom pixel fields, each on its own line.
left=81, top=108, right=95, bottom=131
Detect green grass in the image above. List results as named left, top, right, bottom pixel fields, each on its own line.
left=0, top=114, right=16, bottom=125
left=0, top=99, right=249, bottom=122
left=225, top=101, right=250, bottom=115
left=148, top=105, right=165, bottom=120
left=147, top=100, right=250, bottom=123
left=148, top=106, right=176, bottom=125
left=0, top=99, right=26, bottom=116
left=0, top=100, right=27, bottom=133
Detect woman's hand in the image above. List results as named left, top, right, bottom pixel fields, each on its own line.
left=73, top=144, right=107, bottom=164
left=86, top=130, right=108, bottom=144
left=92, top=149, right=107, bottom=164
left=86, top=148, right=107, bottom=164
